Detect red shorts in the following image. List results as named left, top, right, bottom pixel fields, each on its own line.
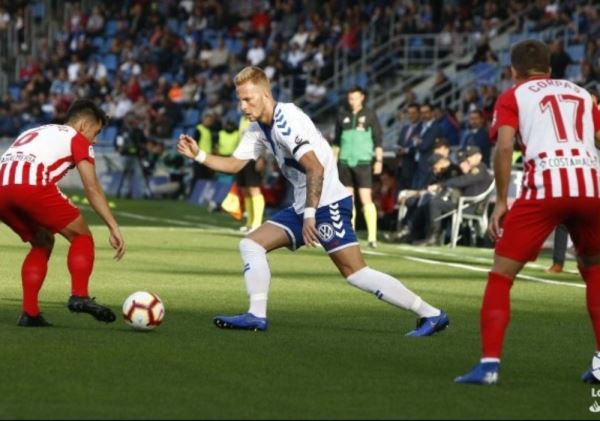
left=496, top=197, right=600, bottom=262
left=0, top=184, right=80, bottom=242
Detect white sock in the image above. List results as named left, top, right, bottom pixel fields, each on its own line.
left=239, top=238, right=270, bottom=318
left=481, top=358, right=501, bottom=364
left=346, top=267, right=441, bottom=317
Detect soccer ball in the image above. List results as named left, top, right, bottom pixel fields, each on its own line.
left=122, top=291, right=165, bottom=330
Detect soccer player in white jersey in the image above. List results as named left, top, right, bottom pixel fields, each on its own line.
left=177, top=66, right=449, bottom=335
left=0, top=100, right=125, bottom=327
left=455, top=40, right=600, bottom=385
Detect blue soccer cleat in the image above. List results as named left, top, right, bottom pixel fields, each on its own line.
left=213, top=312, right=268, bottom=331
left=582, top=369, right=600, bottom=384
left=454, top=362, right=500, bottom=385
left=405, top=310, right=449, bottom=337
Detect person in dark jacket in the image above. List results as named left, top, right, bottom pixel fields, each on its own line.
left=415, top=145, right=493, bottom=246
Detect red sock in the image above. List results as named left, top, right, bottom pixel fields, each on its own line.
left=480, top=271, right=514, bottom=358
left=21, top=247, right=51, bottom=316
left=67, top=235, right=95, bottom=297
left=580, top=265, right=600, bottom=350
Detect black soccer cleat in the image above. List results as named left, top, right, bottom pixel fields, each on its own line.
left=67, top=296, right=116, bottom=323
left=17, top=312, right=53, bottom=327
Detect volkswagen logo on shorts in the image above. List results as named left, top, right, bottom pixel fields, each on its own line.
left=317, top=223, right=334, bottom=242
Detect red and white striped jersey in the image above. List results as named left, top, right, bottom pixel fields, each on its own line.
left=491, top=77, right=600, bottom=200
left=0, top=124, right=95, bottom=187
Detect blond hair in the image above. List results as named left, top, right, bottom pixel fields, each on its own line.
left=234, top=66, right=271, bottom=89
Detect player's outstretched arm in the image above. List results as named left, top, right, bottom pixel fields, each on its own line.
left=299, top=151, right=324, bottom=247
left=177, top=134, right=247, bottom=173
left=77, top=160, right=125, bottom=260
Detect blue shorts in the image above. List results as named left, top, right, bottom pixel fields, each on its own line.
left=267, top=196, right=358, bottom=253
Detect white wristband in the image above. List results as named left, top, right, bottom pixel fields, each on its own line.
left=304, top=207, right=316, bottom=219
left=194, top=150, right=207, bottom=164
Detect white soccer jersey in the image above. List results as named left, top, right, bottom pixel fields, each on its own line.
left=0, top=124, right=95, bottom=187
left=233, top=102, right=349, bottom=213
left=491, top=77, right=600, bottom=200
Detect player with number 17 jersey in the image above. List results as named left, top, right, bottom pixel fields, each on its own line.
left=455, top=40, right=600, bottom=386
left=491, top=76, right=600, bottom=262
left=492, top=77, right=600, bottom=201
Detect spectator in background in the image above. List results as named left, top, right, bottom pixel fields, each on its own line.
left=498, top=66, right=513, bottom=92
left=460, top=87, right=481, bottom=119
left=305, top=76, right=326, bottom=109
left=416, top=145, right=492, bottom=246
left=291, top=23, right=309, bottom=50
left=286, top=42, right=306, bottom=72
left=481, top=84, right=498, bottom=121
left=396, top=103, right=421, bottom=192
left=86, top=5, right=105, bottom=36
left=87, top=56, right=108, bottom=82
left=433, top=106, right=460, bottom=146
left=19, top=56, right=41, bottom=82
left=413, top=103, right=443, bottom=189
left=388, top=139, right=462, bottom=244
left=0, top=5, right=10, bottom=31
left=339, top=22, right=359, bottom=56
left=247, top=39, right=266, bottom=67
left=549, top=40, right=573, bottom=79
left=150, top=94, right=181, bottom=139
left=461, top=109, right=491, bottom=167
left=119, top=57, right=142, bottom=81
left=50, top=68, right=73, bottom=97
left=210, top=39, right=230, bottom=73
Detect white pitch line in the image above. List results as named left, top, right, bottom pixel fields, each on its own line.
left=121, top=225, right=239, bottom=234
left=403, top=255, right=585, bottom=289
left=115, top=210, right=199, bottom=227
left=362, top=250, right=388, bottom=256
left=397, top=244, right=580, bottom=275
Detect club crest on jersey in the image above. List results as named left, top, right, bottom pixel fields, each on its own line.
left=317, top=223, right=335, bottom=242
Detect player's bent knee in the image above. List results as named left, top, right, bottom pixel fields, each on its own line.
left=239, top=238, right=266, bottom=258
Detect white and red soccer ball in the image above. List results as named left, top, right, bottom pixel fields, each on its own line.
left=122, top=291, right=165, bottom=330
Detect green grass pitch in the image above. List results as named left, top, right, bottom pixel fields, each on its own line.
left=0, top=197, right=598, bottom=419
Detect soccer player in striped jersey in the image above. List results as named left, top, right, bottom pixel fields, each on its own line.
left=0, top=99, right=125, bottom=327
left=177, top=66, right=449, bottom=336
left=455, top=40, right=600, bottom=385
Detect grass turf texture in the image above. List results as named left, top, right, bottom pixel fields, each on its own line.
left=0, top=197, right=597, bottom=419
